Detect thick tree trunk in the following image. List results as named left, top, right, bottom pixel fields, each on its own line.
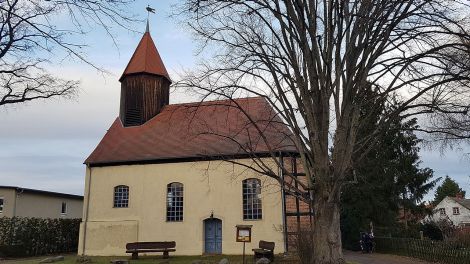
left=312, top=187, right=345, bottom=264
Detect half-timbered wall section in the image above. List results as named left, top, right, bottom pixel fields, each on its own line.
left=281, top=156, right=314, bottom=252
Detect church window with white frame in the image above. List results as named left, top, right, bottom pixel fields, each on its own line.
left=243, top=178, right=262, bottom=220
left=114, top=185, right=129, bottom=208
left=166, top=182, right=184, bottom=222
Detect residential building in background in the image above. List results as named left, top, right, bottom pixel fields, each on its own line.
left=0, top=186, right=83, bottom=219
left=432, top=195, right=470, bottom=227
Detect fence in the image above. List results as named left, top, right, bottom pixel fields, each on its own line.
left=375, top=236, right=470, bottom=264
left=0, top=217, right=81, bottom=257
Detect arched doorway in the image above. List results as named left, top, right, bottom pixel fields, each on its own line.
left=204, top=218, right=222, bottom=254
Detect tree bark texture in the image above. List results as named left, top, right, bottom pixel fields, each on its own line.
left=313, top=184, right=345, bottom=264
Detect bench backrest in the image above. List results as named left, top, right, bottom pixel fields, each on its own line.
left=126, top=241, right=176, bottom=250
left=259, top=240, right=275, bottom=251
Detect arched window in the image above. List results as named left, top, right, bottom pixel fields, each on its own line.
left=243, top=179, right=262, bottom=220
left=167, top=182, right=183, bottom=221
left=114, top=185, right=129, bottom=208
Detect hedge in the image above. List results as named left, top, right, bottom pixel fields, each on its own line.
left=0, top=217, right=80, bottom=257
left=375, top=236, right=470, bottom=264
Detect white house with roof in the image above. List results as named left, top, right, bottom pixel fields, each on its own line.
left=432, top=196, right=470, bottom=227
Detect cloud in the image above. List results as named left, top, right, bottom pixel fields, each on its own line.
left=1, top=0, right=469, bottom=201
left=420, top=147, right=470, bottom=201
left=0, top=0, right=198, bottom=196
left=0, top=64, right=195, bottom=196
left=0, top=139, right=87, bottom=195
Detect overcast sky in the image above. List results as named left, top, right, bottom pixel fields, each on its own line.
left=0, top=1, right=469, bottom=201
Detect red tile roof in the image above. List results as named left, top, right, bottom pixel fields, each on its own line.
left=120, top=32, right=170, bottom=82
left=85, top=97, right=297, bottom=165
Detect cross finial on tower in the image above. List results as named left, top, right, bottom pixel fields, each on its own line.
left=146, top=5, right=156, bottom=33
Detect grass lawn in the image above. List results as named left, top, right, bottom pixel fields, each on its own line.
left=1, top=254, right=298, bottom=264
left=2, top=254, right=358, bottom=264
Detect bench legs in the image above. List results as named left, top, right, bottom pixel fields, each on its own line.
left=129, top=250, right=170, bottom=260
left=254, top=252, right=274, bottom=262
left=131, top=252, right=138, bottom=260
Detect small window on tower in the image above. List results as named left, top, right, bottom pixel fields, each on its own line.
left=0, top=197, right=4, bottom=213
left=453, top=207, right=460, bottom=215
left=61, top=202, right=67, bottom=215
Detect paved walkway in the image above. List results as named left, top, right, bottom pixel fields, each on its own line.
left=344, top=250, right=432, bottom=264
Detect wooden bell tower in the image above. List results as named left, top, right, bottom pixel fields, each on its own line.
left=119, top=26, right=171, bottom=127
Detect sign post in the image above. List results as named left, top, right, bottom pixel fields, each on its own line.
left=236, top=225, right=252, bottom=264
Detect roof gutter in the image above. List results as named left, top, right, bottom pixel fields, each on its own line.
left=86, top=151, right=301, bottom=167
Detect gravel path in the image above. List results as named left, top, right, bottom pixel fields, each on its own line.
left=344, top=250, right=432, bottom=264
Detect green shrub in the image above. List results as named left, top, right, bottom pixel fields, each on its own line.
left=420, top=221, right=443, bottom=240
left=0, top=244, right=26, bottom=257
left=0, top=217, right=81, bottom=257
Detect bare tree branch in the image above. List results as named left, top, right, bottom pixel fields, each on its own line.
left=176, top=1, right=470, bottom=263
left=0, top=0, right=137, bottom=107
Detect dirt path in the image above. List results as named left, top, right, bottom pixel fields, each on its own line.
left=344, top=250, right=432, bottom=264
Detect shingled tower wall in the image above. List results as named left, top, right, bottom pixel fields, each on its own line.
left=119, top=29, right=171, bottom=127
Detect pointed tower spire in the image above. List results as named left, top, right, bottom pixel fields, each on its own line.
left=119, top=11, right=171, bottom=127
left=145, top=19, right=149, bottom=33
left=119, top=28, right=170, bottom=82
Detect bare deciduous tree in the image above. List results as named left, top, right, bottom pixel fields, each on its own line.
left=420, top=40, right=470, bottom=145
left=0, top=0, right=136, bottom=106
left=177, top=1, right=470, bottom=263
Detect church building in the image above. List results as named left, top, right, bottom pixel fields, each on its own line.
left=78, top=25, right=312, bottom=256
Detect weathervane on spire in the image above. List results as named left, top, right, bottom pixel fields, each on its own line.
left=145, top=5, right=155, bottom=33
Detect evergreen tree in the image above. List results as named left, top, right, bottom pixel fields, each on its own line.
left=434, top=176, right=466, bottom=205
left=341, top=93, right=438, bottom=249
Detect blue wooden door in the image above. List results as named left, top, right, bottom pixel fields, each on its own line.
left=204, top=218, right=222, bottom=254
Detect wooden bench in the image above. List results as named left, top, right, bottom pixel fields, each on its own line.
left=252, top=240, right=275, bottom=261
left=126, top=241, right=176, bottom=259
